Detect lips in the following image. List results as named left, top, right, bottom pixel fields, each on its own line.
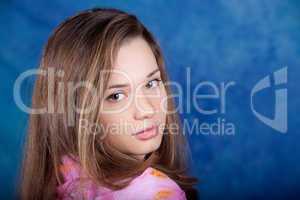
left=134, top=125, right=155, bottom=135
left=133, top=125, right=158, bottom=140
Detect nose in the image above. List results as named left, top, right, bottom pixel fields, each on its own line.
left=133, top=90, right=155, bottom=120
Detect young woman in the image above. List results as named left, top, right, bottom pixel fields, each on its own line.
left=20, top=8, right=198, bottom=200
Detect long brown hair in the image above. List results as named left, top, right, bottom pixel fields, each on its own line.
left=20, top=7, right=198, bottom=199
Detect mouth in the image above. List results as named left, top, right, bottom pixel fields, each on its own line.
left=133, top=125, right=158, bottom=140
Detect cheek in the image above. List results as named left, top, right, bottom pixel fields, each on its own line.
left=156, top=87, right=168, bottom=116
left=100, top=112, right=133, bottom=140
left=101, top=101, right=130, bottom=114
left=99, top=116, right=118, bottom=142
left=106, top=131, right=131, bottom=150
left=101, top=117, right=132, bottom=153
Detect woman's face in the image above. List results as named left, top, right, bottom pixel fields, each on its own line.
left=99, top=37, right=168, bottom=160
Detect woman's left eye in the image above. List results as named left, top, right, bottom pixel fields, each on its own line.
left=146, top=78, right=161, bottom=89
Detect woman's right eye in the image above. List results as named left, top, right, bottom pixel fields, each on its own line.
left=106, top=92, right=125, bottom=102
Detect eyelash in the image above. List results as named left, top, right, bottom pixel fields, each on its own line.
left=106, top=78, right=162, bottom=102
left=145, top=78, right=162, bottom=89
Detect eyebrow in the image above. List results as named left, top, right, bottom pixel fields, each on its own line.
left=107, top=68, right=160, bottom=89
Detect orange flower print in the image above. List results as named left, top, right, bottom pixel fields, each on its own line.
left=151, top=169, right=168, bottom=178
left=154, top=189, right=173, bottom=199
left=59, top=163, right=73, bottom=175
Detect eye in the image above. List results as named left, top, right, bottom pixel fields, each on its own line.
left=146, top=78, right=162, bottom=89
left=106, top=92, right=125, bottom=102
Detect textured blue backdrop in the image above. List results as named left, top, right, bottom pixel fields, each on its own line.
left=1, top=0, right=299, bottom=199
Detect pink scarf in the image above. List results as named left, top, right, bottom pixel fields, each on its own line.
left=56, top=155, right=187, bottom=199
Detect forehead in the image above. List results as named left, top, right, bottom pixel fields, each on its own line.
left=108, top=37, right=159, bottom=85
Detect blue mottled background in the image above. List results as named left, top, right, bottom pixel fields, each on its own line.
left=1, top=0, right=299, bottom=199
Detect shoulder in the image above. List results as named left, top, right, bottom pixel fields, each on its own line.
left=113, top=167, right=187, bottom=200
left=56, top=157, right=186, bottom=200
left=56, top=155, right=106, bottom=199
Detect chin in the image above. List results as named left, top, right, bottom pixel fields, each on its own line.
left=132, top=134, right=163, bottom=155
